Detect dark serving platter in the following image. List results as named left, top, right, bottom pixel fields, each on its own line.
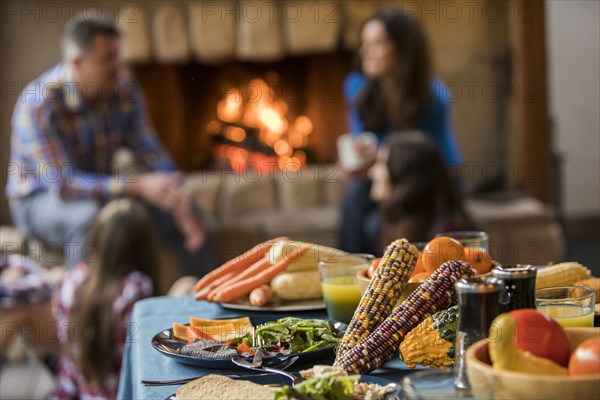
left=151, top=316, right=346, bottom=369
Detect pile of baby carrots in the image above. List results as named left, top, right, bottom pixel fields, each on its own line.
left=193, top=237, right=308, bottom=303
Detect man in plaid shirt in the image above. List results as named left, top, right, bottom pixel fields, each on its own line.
left=6, top=17, right=216, bottom=276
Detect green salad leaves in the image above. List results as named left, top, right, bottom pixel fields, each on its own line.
left=254, top=317, right=341, bottom=353
left=274, top=375, right=359, bottom=400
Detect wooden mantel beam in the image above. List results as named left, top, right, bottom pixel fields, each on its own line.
left=509, top=0, right=554, bottom=204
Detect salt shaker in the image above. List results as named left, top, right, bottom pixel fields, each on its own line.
left=491, top=265, right=537, bottom=312
left=454, top=276, right=504, bottom=390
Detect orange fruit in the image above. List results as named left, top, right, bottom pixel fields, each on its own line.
left=367, top=258, right=381, bottom=278
left=421, top=236, right=465, bottom=273
left=569, top=337, right=600, bottom=376
left=464, top=248, right=493, bottom=275
left=412, top=252, right=426, bottom=275
left=409, top=271, right=431, bottom=283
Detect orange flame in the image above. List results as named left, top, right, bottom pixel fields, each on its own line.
left=214, top=75, right=312, bottom=171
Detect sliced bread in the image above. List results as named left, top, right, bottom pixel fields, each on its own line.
left=175, top=374, right=275, bottom=400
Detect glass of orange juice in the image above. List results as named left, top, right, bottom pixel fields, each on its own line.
left=535, top=286, right=595, bottom=327
left=319, top=254, right=374, bottom=323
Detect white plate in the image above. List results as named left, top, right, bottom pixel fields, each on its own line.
left=219, top=296, right=325, bottom=312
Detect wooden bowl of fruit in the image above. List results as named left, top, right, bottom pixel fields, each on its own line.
left=466, top=309, right=600, bottom=399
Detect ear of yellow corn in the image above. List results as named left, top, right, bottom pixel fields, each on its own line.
left=536, top=262, right=591, bottom=289
left=335, top=239, right=418, bottom=360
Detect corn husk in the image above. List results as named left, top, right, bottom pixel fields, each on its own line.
left=266, top=240, right=347, bottom=272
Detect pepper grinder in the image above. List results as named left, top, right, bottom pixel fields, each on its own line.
left=454, top=276, right=504, bottom=390
left=491, top=264, right=537, bottom=312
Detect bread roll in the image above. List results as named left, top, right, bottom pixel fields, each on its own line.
left=175, top=375, right=275, bottom=400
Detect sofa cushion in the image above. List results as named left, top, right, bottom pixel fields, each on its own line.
left=219, top=174, right=277, bottom=217
left=217, top=213, right=273, bottom=262
left=316, top=165, right=347, bottom=206
left=260, top=207, right=340, bottom=249
left=260, top=207, right=339, bottom=238
left=185, top=172, right=223, bottom=220
left=276, top=169, right=321, bottom=211
left=465, top=197, right=564, bottom=265
left=466, top=197, right=555, bottom=223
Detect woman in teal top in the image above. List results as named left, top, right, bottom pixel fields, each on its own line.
left=339, top=8, right=463, bottom=254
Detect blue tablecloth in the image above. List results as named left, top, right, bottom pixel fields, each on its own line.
left=117, top=296, right=427, bottom=400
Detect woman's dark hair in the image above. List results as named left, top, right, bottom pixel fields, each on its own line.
left=357, top=9, right=432, bottom=132
left=380, top=131, right=471, bottom=243
left=69, top=199, right=160, bottom=387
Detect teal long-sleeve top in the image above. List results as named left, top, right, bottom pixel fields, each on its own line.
left=344, top=72, right=463, bottom=167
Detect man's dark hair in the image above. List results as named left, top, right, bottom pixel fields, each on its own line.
left=62, top=16, right=120, bottom=60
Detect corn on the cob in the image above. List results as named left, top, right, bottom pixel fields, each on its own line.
left=573, top=278, right=599, bottom=304
left=334, top=260, right=474, bottom=374
left=336, top=239, right=418, bottom=359
left=536, top=262, right=591, bottom=289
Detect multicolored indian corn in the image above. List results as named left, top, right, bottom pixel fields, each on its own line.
left=336, top=239, right=418, bottom=359
left=334, top=260, right=474, bottom=374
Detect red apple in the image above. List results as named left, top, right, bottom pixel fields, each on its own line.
left=507, top=309, right=571, bottom=367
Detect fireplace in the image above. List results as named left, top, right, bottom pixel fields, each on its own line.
left=131, top=51, right=353, bottom=171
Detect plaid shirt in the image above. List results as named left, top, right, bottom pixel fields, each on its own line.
left=6, top=63, right=175, bottom=201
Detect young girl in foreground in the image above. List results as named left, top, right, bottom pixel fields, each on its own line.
left=52, top=199, right=160, bottom=399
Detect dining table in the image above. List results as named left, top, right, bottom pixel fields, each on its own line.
left=117, top=295, right=431, bottom=399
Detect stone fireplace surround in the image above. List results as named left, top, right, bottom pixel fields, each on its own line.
left=118, top=1, right=383, bottom=170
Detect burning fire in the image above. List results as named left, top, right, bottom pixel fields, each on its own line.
left=210, top=76, right=312, bottom=173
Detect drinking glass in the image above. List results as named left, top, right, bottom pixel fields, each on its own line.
left=536, top=286, right=595, bottom=327
left=435, top=231, right=489, bottom=252
left=319, top=254, right=374, bottom=323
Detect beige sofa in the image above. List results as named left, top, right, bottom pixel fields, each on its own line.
left=184, top=165, right=346, bottom=263
left=183, top=165, right=565, bottom=266
left=1, top=164, right=565, bottom=276
left=466, top=197, right=565, bottom=265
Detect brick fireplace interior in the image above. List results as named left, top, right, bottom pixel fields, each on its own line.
left=131, top=50, right=353, bottom=172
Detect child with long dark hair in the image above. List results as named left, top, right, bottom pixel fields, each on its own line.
left=369, top=131, right=473, bottom=252
left=51, top=199, right=160, bottom=399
